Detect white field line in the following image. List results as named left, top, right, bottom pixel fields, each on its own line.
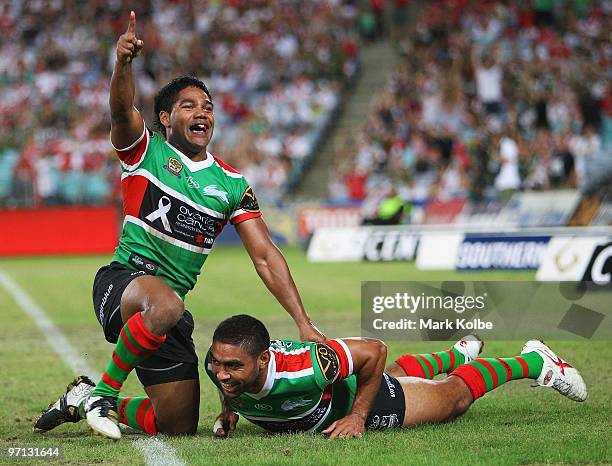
left=0, top=268, right=185, bottom=466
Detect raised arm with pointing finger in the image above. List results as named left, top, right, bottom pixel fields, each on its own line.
left=110, top=11, right=145, bottom=150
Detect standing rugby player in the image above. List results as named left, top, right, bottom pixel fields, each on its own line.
left=34, top=11, right=324, bottom=440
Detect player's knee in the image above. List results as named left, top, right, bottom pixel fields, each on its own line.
left=146, top=294, right=185, bottom=334
left=384, top=362, right=406, bottom=378
left=156, top=416, right=198, bottom=436
left=440, top=377, right=472, bottom=420
left=157, top=424, right=197, bottom=436
left=450, top=385, right=473, bottom=418
left=453, top=393, right=472, bottom=417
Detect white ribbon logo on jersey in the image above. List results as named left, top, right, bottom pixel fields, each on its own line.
left=145, top=196, right=173, bottom=233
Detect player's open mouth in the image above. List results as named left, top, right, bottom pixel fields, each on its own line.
left=221, top=382, right=239, bottom=393
left=189, top=123, right=208, bottom=135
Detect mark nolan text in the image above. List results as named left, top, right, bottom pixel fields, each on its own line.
left=373, top=318, right=493, bottom=330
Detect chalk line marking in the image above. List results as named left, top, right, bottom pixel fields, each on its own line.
left=0, top=268, right=185, bottom=466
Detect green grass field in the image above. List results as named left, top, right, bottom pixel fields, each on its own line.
left=0, top=246, right=610, bottom=465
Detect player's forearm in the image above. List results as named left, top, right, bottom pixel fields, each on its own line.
left=217, top=389, right=232, bottom=413
left=349, top=340, right=387, bottom=420
left=253, top=246, right=311, bottom=325
left=110, top=61, right=136, bottom=123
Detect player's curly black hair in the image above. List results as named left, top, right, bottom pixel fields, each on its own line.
left=153, top=76, right=212, bottom=138
left=213, top=315, right=270, bottom=356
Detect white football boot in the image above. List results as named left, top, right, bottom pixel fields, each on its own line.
left=453, top=334, right=484, bottom=365
left=85, top=395, right=121, bottom=440
left=33, top=376, right=95, bottom=432
left=521, top=340, right=587, bottom=402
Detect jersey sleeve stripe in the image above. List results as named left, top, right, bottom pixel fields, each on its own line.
left=230, top=211, right=262, bottom=225
left=274, top=368, right=314, bottom=379
left=121, top=175, right=149, bottom=218
left=111, top=119, right=148, bottom=170
left=220, top=168, right=243, bottom=179
left=324, top=339, right=354, bottom=379
left=275, top=347, right=310, bottom=355
left=274, top=350, right=313, bottom=374
left=213, top=156, right=244, bottom=178
left=111, top=121, right=145, bottom=152
left=334, top=339, right=354, bottom=375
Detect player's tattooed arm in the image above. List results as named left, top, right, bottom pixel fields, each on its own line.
left=236, top=217, right=325, bottom=342
left=322, top=338, right=387, bottom=440
left=213, top=389, right=239, bottom=438
left=110, top=10, right=145, bottom=150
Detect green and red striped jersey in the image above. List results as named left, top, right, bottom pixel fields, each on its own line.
left=112, top=125, right=261, bottom=297
left=205, top=339, right=358, bottom=433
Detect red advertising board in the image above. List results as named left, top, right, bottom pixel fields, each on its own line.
left=297, top=206, right=362, bottom=241
left=0, top=206, right=119, bottom=256
left=422, top=199, right=465, bottom=224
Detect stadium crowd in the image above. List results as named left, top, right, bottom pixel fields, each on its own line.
left=0, top=0, right=360, bottom=207
left=329, top=0, right=611, bottom=211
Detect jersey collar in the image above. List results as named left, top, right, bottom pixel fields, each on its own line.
left=246, top=350, right=276, bottom=400
left=165, top=141, right=214, bottom=171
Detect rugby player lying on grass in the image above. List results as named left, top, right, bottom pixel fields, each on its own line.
left=33, top=314, right=586, bottom=438
left=207, top=315, right=587, bottom=439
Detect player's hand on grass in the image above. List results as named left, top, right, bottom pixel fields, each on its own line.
left=213, top=411, right=239, bottom=438
left=321, top=413, right=365, bottom=440
left=117, top=11, right=143, bottom=64
left=298, top=321, right=326, bottom=342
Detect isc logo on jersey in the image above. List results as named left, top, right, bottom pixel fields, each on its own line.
left=254, top=403, right=273, bottom=411
left=186, top=176, right=200, bottom=189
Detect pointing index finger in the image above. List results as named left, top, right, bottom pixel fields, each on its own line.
left=127, top=11, right=136, bottom=34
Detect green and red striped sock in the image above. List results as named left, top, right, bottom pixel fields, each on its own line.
left=395, top=346, right=466, bottom=379
left=450, top=352, right=544, bottom=400
left=91, top=312, right=165, bottom=398
left=78, top=396, right=157, bottom=434
left=117, top=396, right=157, bottom=435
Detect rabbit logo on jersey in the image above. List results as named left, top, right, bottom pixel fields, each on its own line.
left=203, top=185, right=229, bottom=204
left=281, top=398, right=312, bottom=412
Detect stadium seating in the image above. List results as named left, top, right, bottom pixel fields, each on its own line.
left=0, top=1, right=359, bottom=206
left=0, top=1, right=608, bottom=213
left=326, top=0, right=610, bottom=223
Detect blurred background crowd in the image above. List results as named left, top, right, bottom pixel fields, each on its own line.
left=0, top=0, right=610, bottom=213
left=0, top=0, right=359, bottom=206
left=329, top=0, right=611, bottom=217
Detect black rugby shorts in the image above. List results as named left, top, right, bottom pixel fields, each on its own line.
left=92, top=262, right=198, bottom=387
